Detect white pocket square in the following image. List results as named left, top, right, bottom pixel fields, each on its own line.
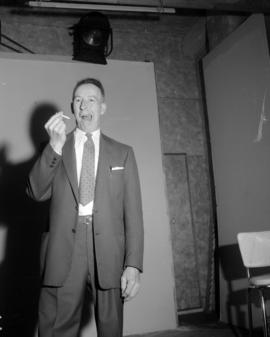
left=111, top=166, right=124, bottom=171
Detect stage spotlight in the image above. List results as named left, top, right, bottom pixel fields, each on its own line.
left=73, top=12, right=113, bottom=65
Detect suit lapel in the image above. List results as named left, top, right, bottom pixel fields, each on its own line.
left=62, top=132, right=79, bottom=204
left=94, top=133, right=110, bottom=207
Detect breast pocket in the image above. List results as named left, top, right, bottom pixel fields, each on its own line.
left=109, top=169, right=124, bottom=199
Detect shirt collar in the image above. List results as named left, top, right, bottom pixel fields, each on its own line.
left=74, top=128, right=100, bottom=146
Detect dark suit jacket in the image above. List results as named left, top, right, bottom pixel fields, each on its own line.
left=27, top=131, right=144, bottom=289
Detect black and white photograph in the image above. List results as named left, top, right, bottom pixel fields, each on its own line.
left=0, top=2, right=270, bottom=337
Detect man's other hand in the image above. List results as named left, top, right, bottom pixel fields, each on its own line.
left=121, top=266, right=141, bottom=302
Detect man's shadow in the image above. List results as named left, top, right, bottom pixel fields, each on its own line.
left=0, top=103, right=58, bottom=337
left=0, top=103, right=94, bottom=337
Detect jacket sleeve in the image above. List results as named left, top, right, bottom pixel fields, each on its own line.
left=123, top=147, right=144, bottom=272
left=26, top=143, right=62, bottom=202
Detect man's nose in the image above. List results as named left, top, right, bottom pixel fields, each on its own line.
left=80, top=99, right=88, bottom=109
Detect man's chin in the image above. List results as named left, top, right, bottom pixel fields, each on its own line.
left=78, top=120, right=96, bottom=133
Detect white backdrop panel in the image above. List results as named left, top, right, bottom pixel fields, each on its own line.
left=0, top=53, right=176, bottom=335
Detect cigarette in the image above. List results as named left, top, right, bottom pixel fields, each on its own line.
left=61, top=114, right=70, bottom=120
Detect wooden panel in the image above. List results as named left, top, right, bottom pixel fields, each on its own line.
left=163, top=154, right=201, bottom=310
left=187, top=155, right=213, bottom=309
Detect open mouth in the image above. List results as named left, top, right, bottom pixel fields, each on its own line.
left=80, top=113, right=93, bottom=121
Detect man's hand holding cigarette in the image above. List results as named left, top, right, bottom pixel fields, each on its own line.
left=45, top=111, right=69, bottom=155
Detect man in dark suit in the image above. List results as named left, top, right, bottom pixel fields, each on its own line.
left=26, top=78, right=144, bottom=337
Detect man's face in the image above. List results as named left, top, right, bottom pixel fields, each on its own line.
left=72, top=83, right=106, bottom=133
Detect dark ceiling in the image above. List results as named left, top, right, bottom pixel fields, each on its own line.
left=1, top=0, right=270, bottom=14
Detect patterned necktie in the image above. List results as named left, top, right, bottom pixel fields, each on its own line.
left=79, top=133, right=95, bottom=206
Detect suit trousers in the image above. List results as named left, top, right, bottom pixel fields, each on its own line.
left=38, top=215, right=124, bottom=337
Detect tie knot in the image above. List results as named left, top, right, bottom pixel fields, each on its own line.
left=85, top=133, right=94, bottom=145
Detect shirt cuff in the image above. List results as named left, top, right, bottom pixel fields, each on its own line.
left=50, top=142, right=62, bottom=156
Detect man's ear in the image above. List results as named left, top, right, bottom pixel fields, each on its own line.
left=101, top=102, right=107, bottom=115
left=70, top=102, right=74, bottom=115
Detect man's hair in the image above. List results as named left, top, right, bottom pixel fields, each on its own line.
left=72, top=78, right=105, bottom=100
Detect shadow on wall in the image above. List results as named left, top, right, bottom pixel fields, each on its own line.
left=219, top=243, right=270, bottom=334
left=0, top=103, right=57, bottom=337
left=219, top=243, right=247, bottom=329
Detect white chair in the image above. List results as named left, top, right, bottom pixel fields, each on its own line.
left=237, top=231, right=270, bottom=337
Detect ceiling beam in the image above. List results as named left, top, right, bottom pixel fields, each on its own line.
left=51, top=0, right=270, bottom=13
left=3, top=0, right=270, bottom=14
left=27, top=1, right=176, bottom=13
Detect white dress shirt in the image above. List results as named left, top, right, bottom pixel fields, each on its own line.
left=74, top=128, right=100, bottom=216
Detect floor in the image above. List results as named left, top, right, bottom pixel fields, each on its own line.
left=127, top=323, right=261, bottom=337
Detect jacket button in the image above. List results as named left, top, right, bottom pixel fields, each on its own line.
left=75, top=205, right=78, bottom=211
left=72, top=228, right=76, bottom=233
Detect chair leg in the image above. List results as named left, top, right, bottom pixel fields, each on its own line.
left=247, top=288, right=253, bottom=337
left=258, top=288, right=269, bottom=337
